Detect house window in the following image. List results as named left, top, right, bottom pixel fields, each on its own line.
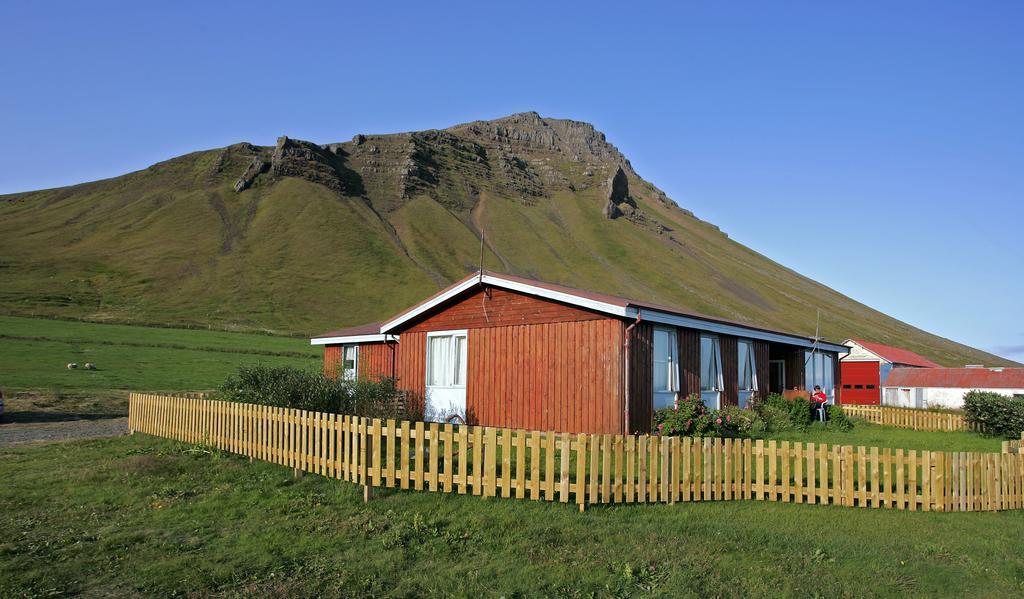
left=427, top=332, right=467, bottom=388
left=804, top=351, right=835, bottom=402
left=737, top=339, right=756, bottom=408
left=700, top=334, right=723, bottom=408
left=652, top=327, right=679, bottom=409
left=342, top=344, right=358, bottom=381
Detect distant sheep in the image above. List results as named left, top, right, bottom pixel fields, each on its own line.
left=84, top=363, right=96, bottom=370
left=67, top=362, right=78, bottom=369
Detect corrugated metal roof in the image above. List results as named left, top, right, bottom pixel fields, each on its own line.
left=850, top=339, right=940, bottom=368
left=885, top=367, right=1024, bottom=389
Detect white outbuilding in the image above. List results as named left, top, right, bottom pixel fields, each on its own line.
left=882, top=366, right=1024, bottom=410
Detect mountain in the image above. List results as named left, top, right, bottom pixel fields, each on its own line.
left=0, top=112, right=1012, bottom=367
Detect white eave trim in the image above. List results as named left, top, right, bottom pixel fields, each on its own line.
left=375, top=272, right=843, bottom=352
left=631, top=307, right=849, bottom=353
left=840, top=339, right=889, bottom=364
left=310, top=334, right=398, bottom=346
left=379, top=274, right=630, bottom=333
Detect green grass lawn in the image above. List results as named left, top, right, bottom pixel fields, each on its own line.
left=758, top=420, right=1007, bottom=453
left=2, top=434, right=1023, bottom=597
left=0, top=315, right=319, bottom=397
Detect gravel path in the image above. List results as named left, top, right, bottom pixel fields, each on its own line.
left=0, top=417, right=128, bottom=446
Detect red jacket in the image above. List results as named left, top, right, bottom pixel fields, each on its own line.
left=811, top=391, right=828, bottom=404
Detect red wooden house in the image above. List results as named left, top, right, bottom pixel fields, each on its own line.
left=312, top=272, right=847, bottom=434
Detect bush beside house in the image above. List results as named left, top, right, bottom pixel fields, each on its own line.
left=964, top=390, right=1024, bottom=438
left=214, top=365, right=415, bottom=420
left=654, top=393, right=852, bottom=439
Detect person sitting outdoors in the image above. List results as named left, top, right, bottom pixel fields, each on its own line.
left=811, top=385, right=829, bottom=422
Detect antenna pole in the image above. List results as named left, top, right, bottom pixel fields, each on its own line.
left=478, top=231, right=485, bottom=284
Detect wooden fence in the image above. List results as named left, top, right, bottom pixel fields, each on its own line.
left=128, top=393, right=1024, bottom=512
left=841, top=405, right=980, bottom=432
left=1004, top=433, right=1024, bottom=455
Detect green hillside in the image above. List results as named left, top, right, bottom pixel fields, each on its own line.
left=0, top=112, right=1011, bottom=367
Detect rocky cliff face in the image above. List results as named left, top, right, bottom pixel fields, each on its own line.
left=230, top=112, right=682, bottom=233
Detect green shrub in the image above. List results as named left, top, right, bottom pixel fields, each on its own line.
left=825, top=405, right=853, bottom=431
left=716, top=406, right=760, bottom=437
left=751, top=393, right=816, bottom=431
left=214, top=365, right=413, bottom=419
left=654, top=394, right=713, bottom=437
left=963, top=390, right=1024, bottom=438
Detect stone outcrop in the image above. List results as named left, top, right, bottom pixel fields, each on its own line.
left=233, top=156, right=270, bottom=192
left=234, top=136, right=358, bottom=194
left=603, top=166, right=637, bottom=219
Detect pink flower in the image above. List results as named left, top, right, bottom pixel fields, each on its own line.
left=726, top=415, right=732, bottom=423
left=686, top=419, right=692, bottom=427
left=716, top=417, right=723, bottom=425
left=658, top=423, right=664, bottom=431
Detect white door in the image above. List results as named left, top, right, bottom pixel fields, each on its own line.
left=425, top=330, right=468, bottom=423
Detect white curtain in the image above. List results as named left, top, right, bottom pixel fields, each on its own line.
left=428, top=336, right=450, bottom=386
left=454, top=335, right=467, bottom=386
left=428, top=334, right=468, bottom=387
left=653, top=328, right=678, bottom=392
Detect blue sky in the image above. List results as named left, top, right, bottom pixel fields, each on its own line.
left=2, top=1, right=1021, bottom=362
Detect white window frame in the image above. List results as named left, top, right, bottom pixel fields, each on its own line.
left=426, top=330, right=468, bottom=389
left=341, top=344, right=359, bottom=381
left=737, top=338, right=757, bottom=408
left=652, top=326, right=680, bottom=394
left=700, top=334, right=724, bottom=409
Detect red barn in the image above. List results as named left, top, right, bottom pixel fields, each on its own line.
left=839, top=339, right=939, bottom=405
left=312, top=271, right=848, bottom=434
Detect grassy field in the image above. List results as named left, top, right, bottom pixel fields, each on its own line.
left=2, top=434, right=1023, bottom=597
left=756, top=421, right=1007, bottom=453
left=0, top=315, right=318, bottom=396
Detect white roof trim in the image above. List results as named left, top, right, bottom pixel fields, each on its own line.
left=840, top=339, right=888, bottom=363
left=633, top=307, right=849, bottom=353
left=376, top=272, right=843, bottom=352
left=379, top=274, right=630, bottom=333
left=310, top=334, right=398, bottom=346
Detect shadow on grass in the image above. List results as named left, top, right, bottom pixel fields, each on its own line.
left=1, top=411, right=125, bottom=425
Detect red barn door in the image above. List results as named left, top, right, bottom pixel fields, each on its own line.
left=840, top=361, right=881, bottom=405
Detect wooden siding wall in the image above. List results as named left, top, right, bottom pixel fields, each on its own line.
left=720, top=335, right=739, bottom=407
left=358, top=342, right=394, bottom=380
left=405, top=287, right=605, bottom=332
left=468, top=319, right=625, bottom=434
left=678, top=328, right=701, bottom=399
left=393, top=331, right=427, bottom=415
left=627, top=322, right=653, bottom=434
left=753, top=340, right=771, bottom=399
left=323, top=345, right=341, bottom=378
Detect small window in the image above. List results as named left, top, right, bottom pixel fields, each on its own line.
left=427, top=332, right=468, bottom=388
left=653, top=328, right=679, bottom=393
left=700, top=334, right=722, bottom=408
left=843, top=384, right=852, bottom=389
left=737, top=339, right=756, bottom=392
left=342, top=344, right=358, bottom=381
left=866, top=384, right=876, bottom=389
left=854, top=384, right=863, bottom=389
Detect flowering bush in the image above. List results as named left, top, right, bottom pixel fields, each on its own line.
left=654, top=394, right=713, bottom=436
left=654, top=395, right=761, bottom=438
left=653, top=392, right=850, bottom=439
